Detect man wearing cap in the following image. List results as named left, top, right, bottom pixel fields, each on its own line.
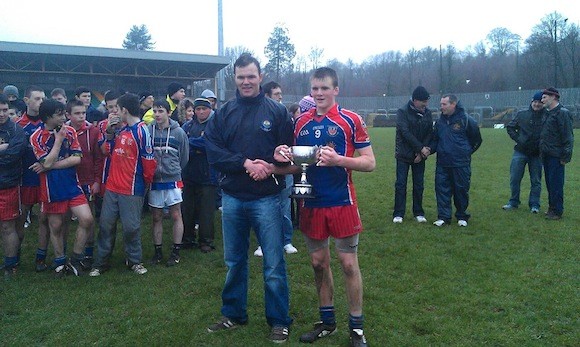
left=143, top=83, right=186, bottom=125
left=139, top=91, right=154, bottom=118
left=392, top=86, right=433, bottom=224
left=540, top=87, right=574, bottom=220
left=502, top=91, right=545, bottom=213
left=201, top=89, right=218, bottom=110
left=3, top=85, right=27, bottom=115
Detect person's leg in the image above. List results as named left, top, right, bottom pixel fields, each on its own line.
left=453, top=166, right=472, bottom=221
left=393, top=160, right=410, bottom=218
left=1, top=220, right=19, bottom=272
left=508, top=150, right=526, bottom=207
left=220, top=192, right=250, bottom=324
left=435, top=166, right=452, bottom=223
left=543, top=156, right=553, bottom=212
left=118, top=194, right=145, bottom=266
left=547, top=156, right=565, bottom=216
left=93, top=190, right=119, bottom=269
left=281, top=174, right=295, bottom=249
left=528, top=155, right=542, bottom=210
left=198, top=185, right=216, bottom=251
left=69, top=202, right=93, bottom=256
left=411, top=161, right=426, bottom=217
left=250, top=194, right=292, bottom=327
left=181, top=182, right=197, bottom=246
left=150, top=207, right=164, bottom=262
left=46, top=212, right=66, bottom=269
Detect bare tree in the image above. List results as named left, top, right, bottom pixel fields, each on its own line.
left=486, top=27, right=521, bottom=56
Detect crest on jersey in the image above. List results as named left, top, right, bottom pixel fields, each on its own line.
left=261, top=119, right=272, bottom=132
left=453, top=123, right=462, bottom=131
left=327, top=126, right=338, bottom=137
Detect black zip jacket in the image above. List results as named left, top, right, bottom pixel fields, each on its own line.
left=506, top=105, right=544, bottom=156
left=540, top=103, right=574, bottom=163
left=204, top=89, right=293, bottom=200
left=0, top=119, right=25, bottom=189
left=395, top=100, right=433, bottom=162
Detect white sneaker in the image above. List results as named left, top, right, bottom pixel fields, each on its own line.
left=284, top=244, right=298, bottom=254
left=433, top=219, right=446, bottom=227
left=253, top=246, right=263, bottom=257
left=130, top=263, right=148, bottom=275
left=392, top=216, right=403, bottom=223
left=415, top=216, right=427, bottom=223
left=458, top=220, right=468, bottom=227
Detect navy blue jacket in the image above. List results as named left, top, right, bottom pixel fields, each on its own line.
left=0, top=119, right=25, bottom=189
left=204, top=89, right=293, bottom=200
left=429, top=103, right=482, bottom=167
left=182, top=113, right=218, bottom=186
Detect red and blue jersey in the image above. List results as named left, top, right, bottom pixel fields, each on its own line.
left=294, top=104, right=371, bottom=208
left=16, top=113, right=44, bottom=187
left=30, top=125, right=83, bottom=203
left=102, top=121, right=156, bottom=196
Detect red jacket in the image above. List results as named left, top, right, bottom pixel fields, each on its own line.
left=69, top=120, right=103, bottom=186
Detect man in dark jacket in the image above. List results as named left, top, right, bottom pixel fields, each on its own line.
left=204, top=53, right=293, bottom=343
left=503, top=91, right=544, bottom=213
left=393, top=86, right=433, bottom=223
left=429, top=94, right=482, bottom=227
left=539, top=87, right=574, bottom=220
left=0, top=94, right=25, bottom=275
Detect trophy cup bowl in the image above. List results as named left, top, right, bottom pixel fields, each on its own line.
left=290, top=145, right=319, bottom=199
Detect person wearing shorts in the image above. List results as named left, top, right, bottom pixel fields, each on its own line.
left=30, top=99, right=94, bottom=276
left=147, top=99, right=188, bottom=266
left=275, top=67, right=376, bottom=347
left=0, top=93, right=25, bottom=275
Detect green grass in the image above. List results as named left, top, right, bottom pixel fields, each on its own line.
left=1, top=128, right=578, bottom=346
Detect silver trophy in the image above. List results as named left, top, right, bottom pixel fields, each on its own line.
left=289, top=145, right=320, bottom=199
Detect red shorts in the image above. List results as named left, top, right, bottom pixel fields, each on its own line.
left=20, top=186, right=41, bottom=206
left=41, top=194, right=88, bottom=214
left=0, top=186, right=20, bottom=221
left=299, top=204, right=363, bottom=240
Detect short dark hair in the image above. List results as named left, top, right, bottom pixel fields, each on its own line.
left=234, top=53, right=261, bottom=75
left=263, top=81, right=281, bottom=97
left=51, top=88, right=66, bottom=97
left=442, top=94, right=458, bottom=104
left=287, top=103, right=300, bottom=115
left=0, top=93, right=8, bottom=105
left=66, top=99, right=85, bottom=114
left=74, top=86, right=91, bottom=97
left=117, top=93, right=140, bottom=116
left=104, top=90, right=122, bottom=102
left=38, top=99, right=66, bottom=122
left=24, top=85, right=44, bottom=98
left=311, top=67, right=338, bottom=88
left=153, top=99, right=171, bottom=113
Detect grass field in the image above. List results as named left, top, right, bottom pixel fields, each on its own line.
left=1, top=128, right=578, bottom=346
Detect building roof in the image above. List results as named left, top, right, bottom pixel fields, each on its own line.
left=0, top=41, right=230, bottom=80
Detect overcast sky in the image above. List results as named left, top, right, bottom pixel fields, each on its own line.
left=0, top=0, right=577, bottom=64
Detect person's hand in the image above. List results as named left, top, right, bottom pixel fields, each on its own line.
left=274, top=145, right=292, bottom=163
left=0, top=143, right=9, bottom=151
left=420, top=146, right=431, bottom=158
left=414, top=153, right=422, bottom=163
left=106, top=115, right=121, bottom=134
left=91, top=182, right=101, bottom=197
left=317, top=146, right=340, bottom=167
left=244, top=159, right=272, bottom=181
left=54, top=125, right=66, bottom=141
left=29, top=162, right=47, bottom=174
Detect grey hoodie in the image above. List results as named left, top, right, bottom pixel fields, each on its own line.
left=148, top=119, right=189, bottom=184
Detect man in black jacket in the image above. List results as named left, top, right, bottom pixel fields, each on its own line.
left=204, top=53, right=294, bottom=343
left=393, top=86, right=433, bottom=223
left=539, top=87, right=574, bottom=220
left=503, top=91, right=544, bottom=213
left=0, top=94, right=25, bottom=275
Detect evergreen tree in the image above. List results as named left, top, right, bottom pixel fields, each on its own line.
left=122, top=24, right=155, bottom=50
left=264, top=25, right=296, bottom=81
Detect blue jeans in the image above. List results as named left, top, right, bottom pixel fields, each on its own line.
left=280, top=175, right=294, bottom=246
left=508, top=150, right=542, bottom=209
left=435, top=165, right=471, bottom=222
left=220, top=192, right=292, bottom=327
left=543, top=155, right=565, bottom=215
left=393, top=159, right=425, bottom=218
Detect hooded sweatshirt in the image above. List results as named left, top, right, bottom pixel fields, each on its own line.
left=148, top=118, right=189, bottom=188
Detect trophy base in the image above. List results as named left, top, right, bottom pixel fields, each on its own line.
left=290, top=184, right=315, bottom=199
